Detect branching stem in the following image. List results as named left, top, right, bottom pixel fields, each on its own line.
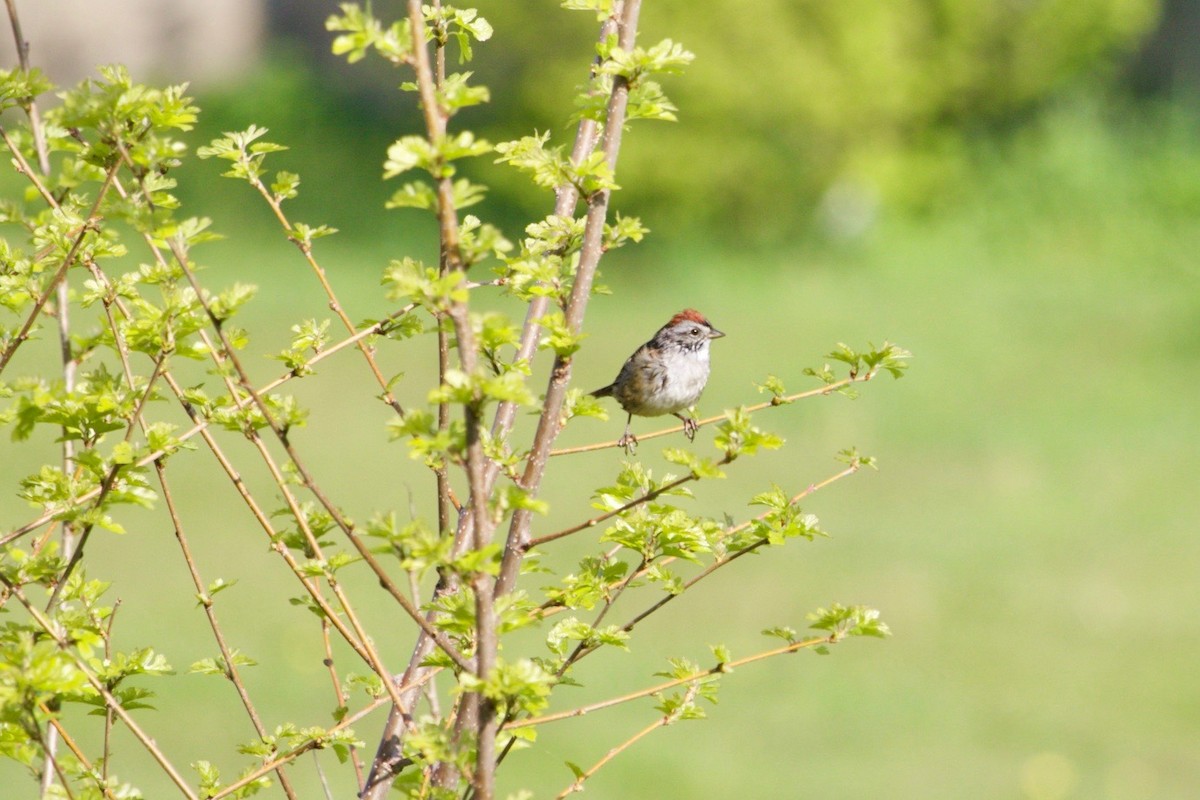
left=496, top=0, right=644, bottom=597
left=0, top=579, right=201, bottom=800
left=506, top=636, right=833, bottom=731
left=550, top=376, right=864, bottom=457
left=554, top=684, right=699, bottom=799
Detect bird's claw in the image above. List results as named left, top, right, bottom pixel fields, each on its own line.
left=681, top=416, right=698, bottom=441
left=617, top=432, right=638, bottom=455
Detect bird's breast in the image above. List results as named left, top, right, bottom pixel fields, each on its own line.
left=615, top=349, right=710, bottom=416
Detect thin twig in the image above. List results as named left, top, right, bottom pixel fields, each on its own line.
left=400, top=2, right=499, bottom=796
left=550, top=377, right=862, bottom=457
left=621, top=463, right=860, bottom=594
left=0, top=159, right=120, bottom=377
left=207, top=692, right=405, bottom=800
left=0, top=124, right=54, bottom=205
left=495, top=0, right=644, bottom=597
left=505, top=636, right=833, bottom=731
left=238, top=160, right=407, bottom=418
left=2, top=303, right=413, bottom=546
left=480, top=9, right=615, bottom=466
left=3, top=7, right=78, bottom=786
left=40, top=707, right=122, bottom=800
left=3, top=0, right=51, bottom=175
left=157, top=457, right=301, bottom=799
left=518, top=460, right=862, bottom=712
left=527, top=461, right=728, bottom=550
left=44, top=350, right=168, bottom=611
left=322, top=618, right=366, bottom=787
left=109, top=177, right=469, bottom=671
left=0, top=578, right=201, bottom=800
left=554, top=684, right=698, bottom=799
left=73, top=220, right=387, bottom=676
left=194, top=327, right=415, bottom=713
left=0, top=306, right=405, bottom=537
left=363, top=4, right=656, bottom=796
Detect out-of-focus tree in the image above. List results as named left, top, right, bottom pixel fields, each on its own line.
left=1129, top=0, right=1200, bottom=95
left=475, top=0, right=1160, bottom=238
left=257, top=0, right=1159, bottom=240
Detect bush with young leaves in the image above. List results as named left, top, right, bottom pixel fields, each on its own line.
left=0, top=2, right=908, bottom=798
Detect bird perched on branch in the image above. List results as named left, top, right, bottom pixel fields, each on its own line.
left=590, top=309, right=725, bottom=453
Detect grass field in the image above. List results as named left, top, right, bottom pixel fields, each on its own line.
left=1, top=95, right=1197, bottom=799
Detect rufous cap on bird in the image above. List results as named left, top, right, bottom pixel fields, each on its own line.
left=668, top=309, right=725, bottom=336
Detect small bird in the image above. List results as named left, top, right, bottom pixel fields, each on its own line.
left=590, top=309, right=725, bottom=452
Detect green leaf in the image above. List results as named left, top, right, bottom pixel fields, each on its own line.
left=385, top=180, right=437, bottom=210
left=439, top=71, right=491, bottom=112
left=327, top=4, right=383, bottom=63
left=0, top=67, right=55, bottom=112
left=458, top=214, right=512, bottom=266
left=546, top=617, right=629, bottom=657
left=439, top=130, right=493, bottom=164
left=384, top=135, right=439, bottom=178
left=542, top=556, right=628, bottom=611
left=382, top=256, right=467, bottom=308
left=836, top=447, right=878, bottom=470
left=271, top=170, right=301, bottom=200
left=662, top=448, right=725, bottom=479
left=536, top=311, right=585, bottom=356
left=807, top=603, right=890, bottom=640
left=562, top=388, right=608, bottom=422
left=189, top=649, right=258, bottom=677
left=754, top=374, right=791, bottom=404
left=562, top=0, right=615, bottom=19
left=599, top=38, right=695, bottom=82
left=495, top=132, right=572, bottom=190
left=714, top=408, right=784, bottom=458
left=762, top=626, right=799, bottom=644
left=481, top=371, right=534, bottom=405
left=290, top=222, right=339, bottom=247
left=197, top=577, right=237, bottom=606
left=326, top=4, right=412, bottom=64
left=823, top=341, right=911, bottom=380
left=197, top=126, right=286, bottom=181
left=109, top=440, right=135, bottom=465
left=604, top=213, right=649, bottom=249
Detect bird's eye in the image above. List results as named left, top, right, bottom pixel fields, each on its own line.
left=690, top=327, right=702, bottom=336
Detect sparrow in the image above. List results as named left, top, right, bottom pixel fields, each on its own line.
left=590, top=309, right=725, bottom=452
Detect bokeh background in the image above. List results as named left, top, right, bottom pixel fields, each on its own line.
left=2, top=1, right=1199, bottom=798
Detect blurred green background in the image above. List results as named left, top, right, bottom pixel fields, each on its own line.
left=3, top=0, right=1199, bottom=797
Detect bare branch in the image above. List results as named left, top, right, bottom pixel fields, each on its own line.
left=40, top=706, right=123, bottom=800
left=554, top=685, right=698, bottom=799
left=156, top=458, right=301, bottom=800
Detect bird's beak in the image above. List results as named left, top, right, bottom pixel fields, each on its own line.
left=708, top=327, right=725, bottom=339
